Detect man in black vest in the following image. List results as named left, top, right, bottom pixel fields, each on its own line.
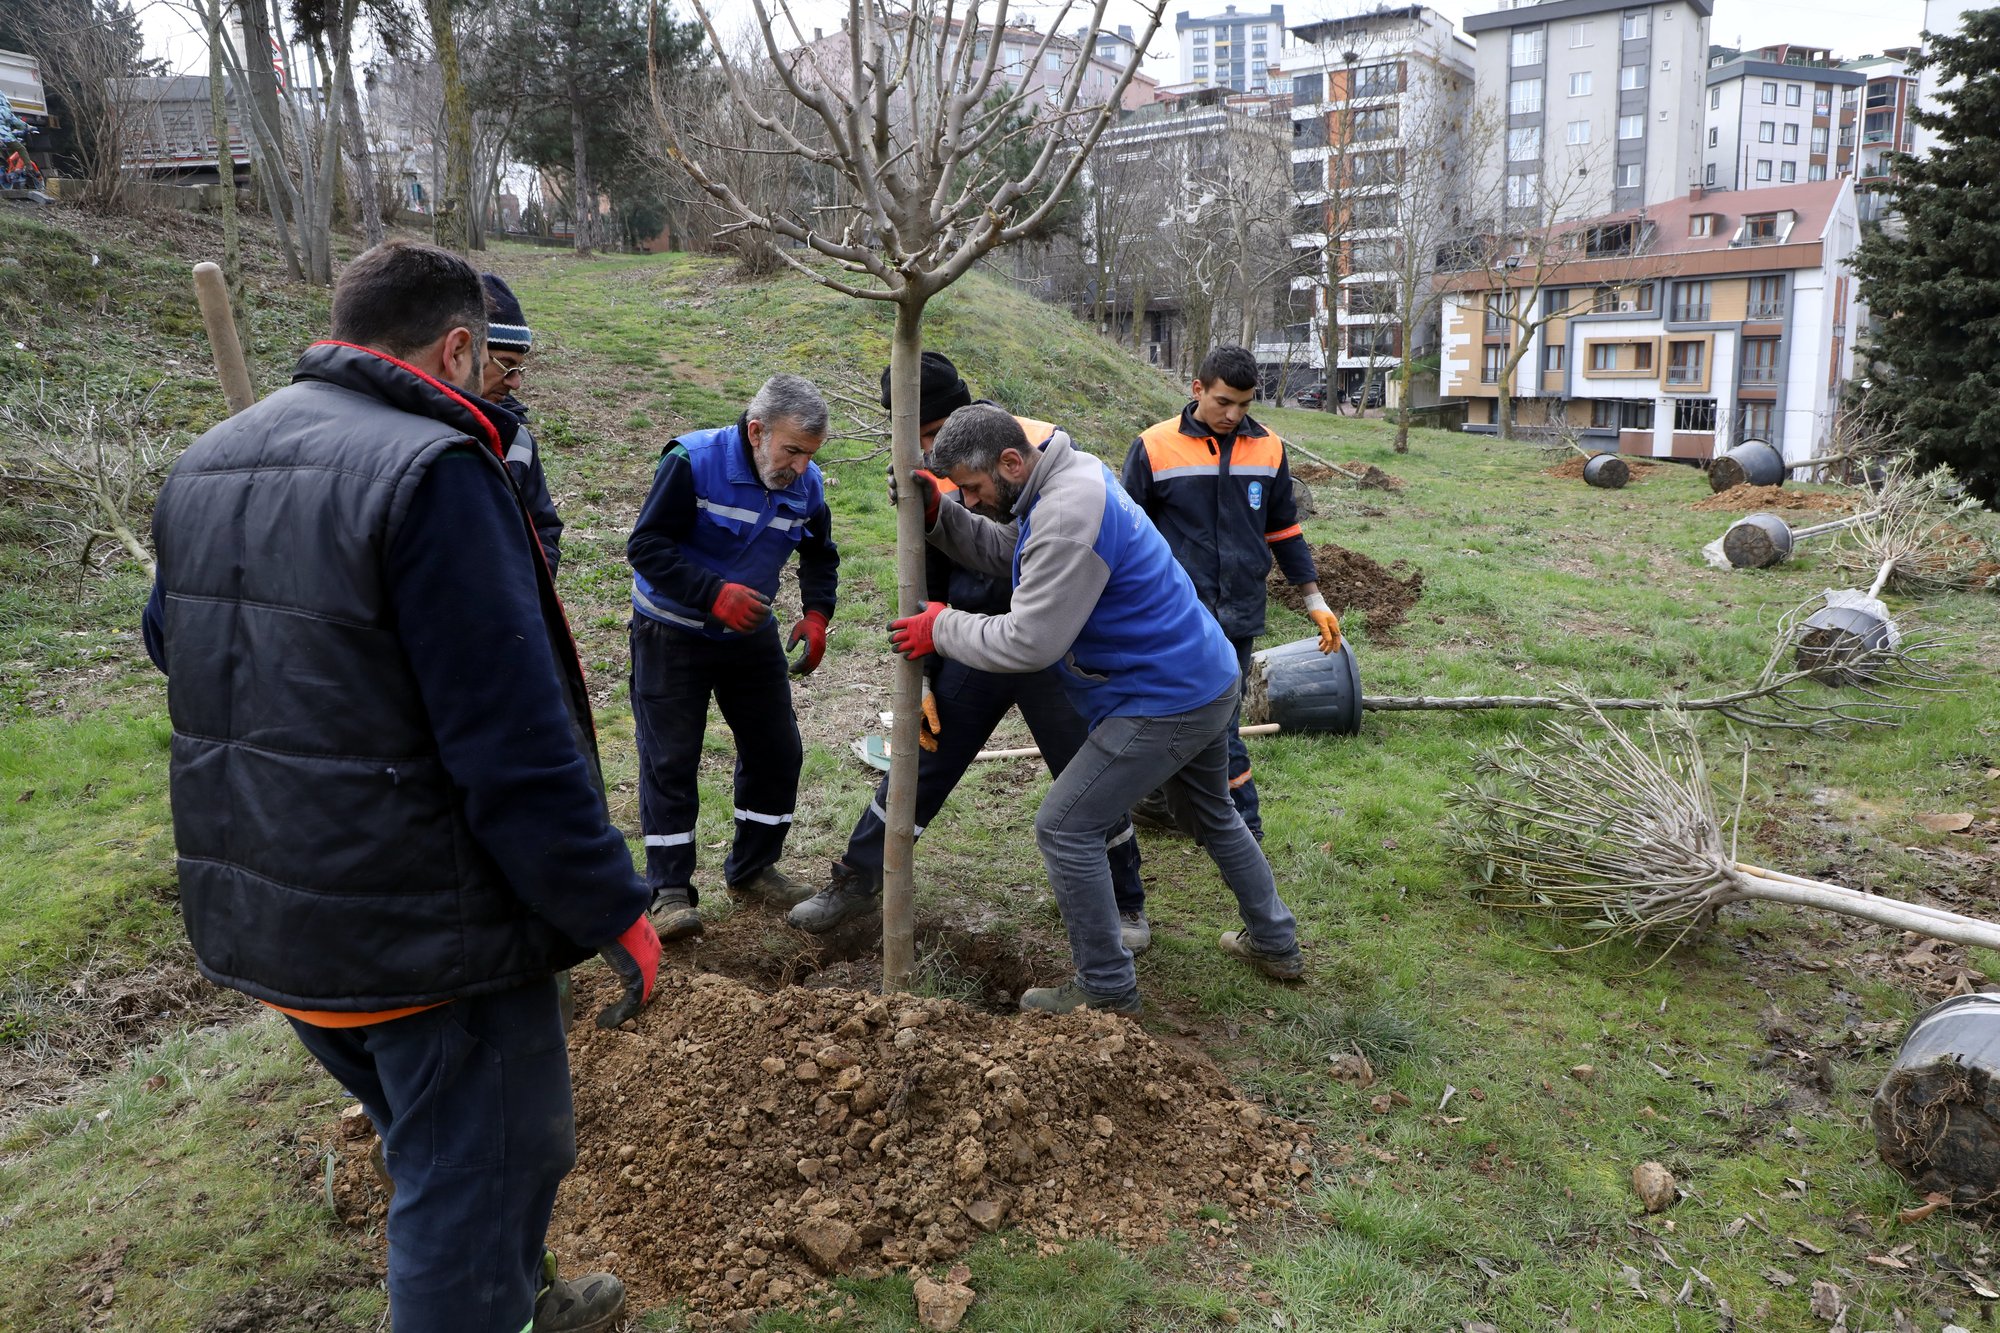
left=145, top=241, right=655, bottom=1333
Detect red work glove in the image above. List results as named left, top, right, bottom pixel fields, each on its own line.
left=787, top=609, right=829, bottom=676
left=888, top=600, right=946, bottom=661
left=889, top=466, right=943, bottom=529
left=594, top=913, right=661, bottom=1029
left=710, top=582, right=773, bottom=633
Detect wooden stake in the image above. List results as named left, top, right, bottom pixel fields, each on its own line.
left=192, top=262, right=255, bottom=416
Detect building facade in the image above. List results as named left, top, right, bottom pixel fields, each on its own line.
left=1438, top=178, right=1861, bottom=464
left=1464, top=0, right=1711, bottom=225
left=1175, top=4, right=1288, bottom=93
left=1270, top=4, right=1473, bottom=403
left=1842, top=50, right=1920, bottom=220
left=1700, top=46, right=1861, bottom=194
left=1914, top=0, right=1999, bottom=159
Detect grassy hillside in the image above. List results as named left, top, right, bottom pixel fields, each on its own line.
left=3, top=228, right=1999, bottom=1332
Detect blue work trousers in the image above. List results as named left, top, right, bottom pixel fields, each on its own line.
left=1225, top=635, right=1262, bottom=838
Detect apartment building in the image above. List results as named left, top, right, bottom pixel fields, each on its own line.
left=1269, top=4, right=1473, bottom=403
left=1175, top=4, right=1288, bottom=93
left=1438, top=178, right=1861, bottom=464
left=1701, top=45, right=1861, bottom=193
left=1464, top=0, right=1710, bottom=225
left=1843, top=50, right=1920, bottom=220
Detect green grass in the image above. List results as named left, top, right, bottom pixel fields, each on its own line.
left=2, top=230, right=1999, bottom=1330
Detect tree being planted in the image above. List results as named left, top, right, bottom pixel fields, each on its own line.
left=647, top=0, right=1164, bottom=990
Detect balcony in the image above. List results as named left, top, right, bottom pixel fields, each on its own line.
left=1747, top=301, right=1784, bottom=319
left=1669, top=303, right=1710, bottom=322
left=1666, top=365, right=1704, bottom=385
left=1862, top=128, right=1892, bottom=144
left=1739, top=365, right=1780, bottom=384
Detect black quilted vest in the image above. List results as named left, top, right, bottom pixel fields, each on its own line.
left=152, top=342, right=600, bottom=1009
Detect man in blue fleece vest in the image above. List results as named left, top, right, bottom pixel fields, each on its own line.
left=888, top=405, right=1303, bottom=1013
left=628, top=373, right=840, bottom=938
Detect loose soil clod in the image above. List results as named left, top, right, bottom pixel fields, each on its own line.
left=1268, top=542, right=1424, bottom=637
left=1693, top=485, right=1860, bottom=515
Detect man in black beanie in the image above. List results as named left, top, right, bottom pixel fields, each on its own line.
left=480, top=273, right=564, bottom=574
left=788, top=353, right=1150, bottom=950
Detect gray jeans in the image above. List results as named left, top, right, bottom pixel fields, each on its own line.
left=1033, top=686, right=1298, bottom=999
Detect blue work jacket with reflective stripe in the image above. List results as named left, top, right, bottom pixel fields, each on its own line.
left=629, top=423, right=832, bottom=639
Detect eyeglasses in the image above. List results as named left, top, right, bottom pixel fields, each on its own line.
left=492, top=361, right=526, bottom=383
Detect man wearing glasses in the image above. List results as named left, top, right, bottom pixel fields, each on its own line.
left=481, top=273, right=564, bottom=574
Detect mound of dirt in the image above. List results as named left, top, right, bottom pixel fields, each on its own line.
left=1543, top=454, right=1661, bottom=483
left=1293, top=461, right=1404, bottom=490
left=1692, top=484, right=1860, bottom=514
left=318, top=970, right=1308, bottom=1326
left=1269, top=542, right=1424, bottom=637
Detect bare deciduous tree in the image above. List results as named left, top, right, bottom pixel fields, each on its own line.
left=0, top=381, right=179, bottom=576
left=649, top=0, right=1164, bottom=989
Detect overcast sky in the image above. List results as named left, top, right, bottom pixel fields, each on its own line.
left=135, top=0, right=1928, bottom=85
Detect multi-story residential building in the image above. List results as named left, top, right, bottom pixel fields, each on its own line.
left=1700, top=45, right=1861, bottom=193
left=1176, top=4, right=1288, bottom=93
left=1269, top=4, right=1472, bottom=404
left=796, top=20, right=1158, bottom=115
left=1464, top=0, right=1710, bottom=225
left=1843, top=49, right=1920, bottom=219
left=1438, top=178, right=1861, bottom=464
left=1914, top=0, right=1998, bottom=159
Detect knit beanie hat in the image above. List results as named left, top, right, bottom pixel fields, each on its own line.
left=880, top=351, right=972, bottom=425
left=481, top=273, right=533, bottom=354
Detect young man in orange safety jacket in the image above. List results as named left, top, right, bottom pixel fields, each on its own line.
left=1122, top=344, right=1342, bottom=840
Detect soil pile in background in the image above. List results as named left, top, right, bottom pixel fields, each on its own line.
left=1269, top=542, right=1424, bottom=637
left=1693, top=484, right=1860, bottom=514
left=1293, top=461, right=1404, bottom=490
left=1544, top=455, right=1661, bottom=483
left=317, top=970, right=1308, bottom=1326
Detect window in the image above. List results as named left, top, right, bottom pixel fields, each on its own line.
left=1351, top=240, right=1397, bottom=271
left=1786, top=84, right=1802, bottom=106
left=1506, top=171, right=1541, bottom=209
left=1352, top=195, right=1398, bottom=228
left=1251, top=24, right=1267, bottom=38
left=1689, top=213, right=1712, bottom=237
left=1708, top=127, right=1718, bottom=147
left=1544, top=288, right=1569, bottom=316
left=1545, top=343, right=1567, bottom=371
left=1291, top=158, right=1322, bottom=193
left=1810, top=126, right=1828, bottom=153
left=1755, top=159, right=1773, bottom=181
left=1571, top=21, right=1592, bottom=46
left=1252, top=42, right=1267, bottom=57
left=1353, top=63, right=1398, bottom=98
left=1619, top=113, right=1644, bottom=140
left=1293, top=72, right=1323, bottom=104
left=1674, top=397, right=1718, bottom=430
left=1633, top=284, right=1655, bottom=312
left=1745, top=213, right=1779, bottom=242
left=1510, top=77, right=1544, bottom=114
left=1045, top=52, right=1063, bottom=71
left=1670, top=281, right=1711, bottom=321
left=1842, top=87, right=1858, bottom=109
left=1780, top=161, right=1797, bottom=181
left=1591, top=284, right=1618, bottom=313
left=1705, top=162, right=1716, bottom=185
left=1568, top=120, right=1592, bottom=145
left=1509, top=126, right=1542, bottom=160
left=1294, top=116, right=1327, bottom=147
left=1808, top=163, right=1826, bottom=180
left=1351, top=150, right=1397, bottom=184
left=1737, top=401, right=1775, bottom=439
left=1758, top=121, right=1775, bottom=143
left=1593, top=399, right=1654, bottom=429
left=1741, top=336, right=1780, bottom=382
left=1839, top=124, right=1855, bottom=147
left=1194, top=64, right=1209, bottom=79
left=1616, top=162, right=1641, bottom=188
left=1482, top=345, right=1508, bottom=383
left=1348, top=283, right=1396, bottom=314
left=1782, top=123, right=1799, bottom=145
left=1622, top=11, right=1649, bottom=40
left=1814, top=87, right=1831, bottom=114
left=1709, top=86, right=1721, bottom=110
left=1761, top=81, right=1778, bottom=104
left=1667, top=340, right=1705, bottom=384
left=1570, top=71, right=1594, bottom=97
left=1352, top=107, right=1397, bottom=141
left=1512, top=28, right=1546, bottom=66
left=1590, top=342, right=1617, bottom=370
left=1485, top=292, right=1512, bottom=334
left=1620, top=63, right=1646, bottom=91
left=1866, top=81, right=1894, bottom=108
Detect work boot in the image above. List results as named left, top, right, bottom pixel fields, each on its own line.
left=534, top=1252, right=625, bottom=1333
left=1219, top=930, right=1304, bottom=981
left=1128, top=789, right=1178, bottom=833
left=787, top=862, right=880, bottom=934
left=728, top=865, right=814, bottom=909
left=1119, top=910, right=1152, bottom=956
left=649, top=886, right=703, bottom=941
left=1018, top=979, right=1142, bottom=1015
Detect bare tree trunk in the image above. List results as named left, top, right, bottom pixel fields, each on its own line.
left=235, top=0, right=285, bottom=162
left=568, top=80, right=594, bottom=255
left=881, top=295, right=929, bottom=992
left=341, top=72, right=383, bottom=248
left=204, top=0, right=250, bottom=358
left=303, top=0, right=358, bottom=285
left=423, top=0, right=476, bottom=255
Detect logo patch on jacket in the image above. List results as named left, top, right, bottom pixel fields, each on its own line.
left=1247, top=480, right=1264, bottom=511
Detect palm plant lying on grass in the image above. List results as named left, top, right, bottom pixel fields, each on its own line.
left=1446, top=704, right=2000, bottom=960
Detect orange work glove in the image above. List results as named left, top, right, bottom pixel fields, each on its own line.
left=917, top=682, right=942, bottom=752
left=1304, top=592, right=1343, bottom=655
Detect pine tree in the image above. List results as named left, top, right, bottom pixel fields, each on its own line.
left=1850, top=8, right=2000, bottom=505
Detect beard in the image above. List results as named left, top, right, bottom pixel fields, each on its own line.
left=970, top=473, right=1023, bottom=521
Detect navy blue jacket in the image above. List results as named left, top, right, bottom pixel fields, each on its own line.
left=494, top=392, right=564, bottom=575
